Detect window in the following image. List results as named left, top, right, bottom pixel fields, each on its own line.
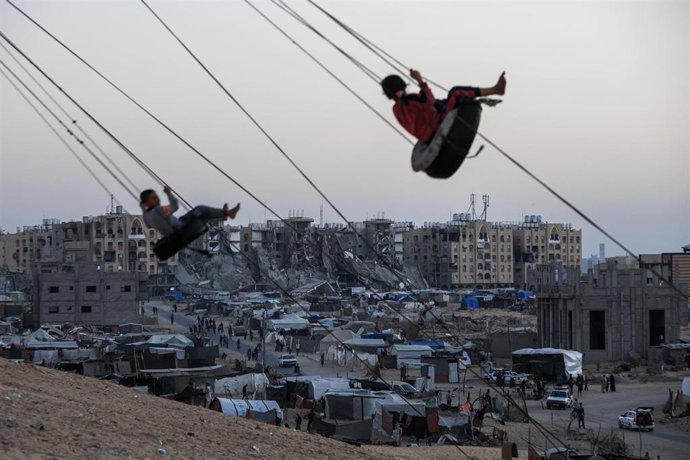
left=589, top=311, right=606, bottom=350
left=48, top=306, right=59, bottom=314
left=121, top=285, right=132, bottom=292
left=81, top=305, right=92, bottom=313
left=86, top=285, right=97, bottom=293
left=48, top=286, right=59, bottom=293
left=649, top=310, right=665, bottom=346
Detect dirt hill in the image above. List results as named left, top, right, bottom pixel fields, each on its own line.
left=0, top=359, right=517, bottom=459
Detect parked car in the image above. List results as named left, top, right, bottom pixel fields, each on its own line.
left=546, top=387, right=573, bottom=409
left=484, top=370, right=529, bottom=385
left=388, top=381, right=423, bottom=398
left=619, top=407, right=655, bottom=431
left=278, top=354, right=297, bottom=367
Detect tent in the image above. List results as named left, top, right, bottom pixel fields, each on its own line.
left=511, top=348, right=583, bottom=380
left=209, top=398, right=283, bottom=424
left=24, top=328, right=77, bottom=349
left=461, top=298, right=480, bottom=309
left=268, top=313, right=309, bottom=331
left=145, top=334, right=193, bottom=348
left=214, top=373, right=269, bottom=398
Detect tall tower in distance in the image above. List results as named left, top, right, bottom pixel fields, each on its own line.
left=599, top=243, right=606, bottom=262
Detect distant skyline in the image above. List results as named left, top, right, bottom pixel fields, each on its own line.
left=1, top=1, right=688, bottom=258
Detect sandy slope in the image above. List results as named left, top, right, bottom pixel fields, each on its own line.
left=0, top=359, right=516, bottom=459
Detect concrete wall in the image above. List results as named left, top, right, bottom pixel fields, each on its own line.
left=33, top=263, right=146, bottom=326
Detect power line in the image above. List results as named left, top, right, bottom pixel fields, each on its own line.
left=0, top=41, right=141, bottom=194
left=0, top=65, right=125, bottom=208
left=0, top=26, right=186, bottom=209
left=0, top=56, right=139, bottom=202
left=244, top=0, right=412, bottom=144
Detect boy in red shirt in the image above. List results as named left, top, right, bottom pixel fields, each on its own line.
left=382, top=69, right=506, bottom=144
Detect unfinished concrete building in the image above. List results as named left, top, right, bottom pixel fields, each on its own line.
left=32, top=262, right=147, bottom=326
left=534, top=256, right=686, bottom=363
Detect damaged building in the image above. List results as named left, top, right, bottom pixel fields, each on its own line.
left=534, top=255, right=686, bottom=363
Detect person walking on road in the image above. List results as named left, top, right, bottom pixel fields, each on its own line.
left=609, top=374, right=616, bottom=392
left=296, top=341, right=301, bottom=357
left=170, top=313, right=174, bottom=325
left=295, top=413, right=302, bottom=431
left=577, top=402, right=586, bottom=429
left=237, top=338, right=241, bottom=350
left=320, top=353, right=325, bottom=367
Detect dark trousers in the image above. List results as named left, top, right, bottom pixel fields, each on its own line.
left=180, top=205, right=226, bottom=226
left=434, top=86, right=481, bottom=114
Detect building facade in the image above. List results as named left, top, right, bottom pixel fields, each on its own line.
left=32, top=262, right=147, bottom=326
left=536, top=256, right=684, bottom=363
left=0, top=210, right=177, bottom=277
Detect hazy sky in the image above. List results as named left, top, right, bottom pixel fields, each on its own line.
left=0, top=0, right=688, bottom=258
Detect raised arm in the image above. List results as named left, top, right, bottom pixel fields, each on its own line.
left=163, top=186, right=179, bottom=215
left=409, top=69, right=435, bottom=105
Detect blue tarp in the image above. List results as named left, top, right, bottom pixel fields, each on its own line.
left=410, top=340, right=445, bottom=350
left=462, top=298, right=480, bottom=309
left=394, top=293, right=417, bottom=302
left=361, top=332, right=394, bottom=341
left=517, top=290, right=535, bottom=300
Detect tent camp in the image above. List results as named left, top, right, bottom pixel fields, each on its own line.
left=511, top=348, right=583, bottom=381
left=391, top=344, right=434, bottom=368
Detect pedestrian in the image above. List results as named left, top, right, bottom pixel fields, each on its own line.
left=296, top=341, right=301, bottom=357
left=244, top=330, right=248, bottom=341
left=584, top=375, right=589, bottom=391
left=237, top=338, right=241, bottom=350
left=446, top=391, right=453, bottom=409
left=393, top=422, right=402, bottom=446
left=567, top=374, right=574, bottom=395
left=320, top=352, right=325, bottom=367
left=609, top=374, right=616, bottom=392
left=170, top=313, right=174, bottom=325
left=601, top=374, right=606, bottom=393
left=250, top=330, right=254, bottom=341
left=242, top=384, right=248, bottom=400
left=295, top=413, right=302, bottom=431
left=605, top=374, right=610, bottom=392
left=306, top=410, right=315, bottom=433
left=577, top=402, right=585, bottom=429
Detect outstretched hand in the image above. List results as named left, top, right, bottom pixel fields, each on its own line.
left=409, top=69, right=423, bottom=84
left=163, top=185, right=172, bottom=195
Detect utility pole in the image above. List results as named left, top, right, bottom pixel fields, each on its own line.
left=262, top=310, right=267, bottom=375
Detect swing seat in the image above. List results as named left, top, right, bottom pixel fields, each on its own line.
left=410, top=101, right=482, bottom=179
left=153, top=218, right=209, bottom=261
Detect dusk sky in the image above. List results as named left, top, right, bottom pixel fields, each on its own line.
left=0, top=0, right=688, bottom=258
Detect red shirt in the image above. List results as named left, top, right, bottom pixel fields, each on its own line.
left=392, top=82, right=438, bottom=144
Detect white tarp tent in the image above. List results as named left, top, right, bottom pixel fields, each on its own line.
left=25, top=328, right=77, bottom=349
left=145, top=334, right=193, bottom=348
left=211, top=398, right=283, bottom=420
left=268, top=313, right=309, bottom=331
left=214, top=373, right=269, bottom=398
left=511, top=348, right=583, bottom=377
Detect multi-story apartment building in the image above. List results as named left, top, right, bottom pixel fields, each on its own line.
left=512, top=215, right=582, bottom=288
left=402, top=214, right=515, bottom=289
left=0, top=209, right=177, bottom=277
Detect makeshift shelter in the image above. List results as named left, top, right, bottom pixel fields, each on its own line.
left=24, top=328, right=77, bottom=349
left=318, top=329, right=356, bottom=353
left=511, top=348, right=583, bottom=381
left=391, top=344, right=434, bottom=368
left=209, top=398, right=283, bottom=425
left=145, top=334, right=194, bottom=348
left=461, top=297, right=480, bottom=309
left=268, top=313, right=309, bottom=331
left=214, top=373, right=269, bottom=398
